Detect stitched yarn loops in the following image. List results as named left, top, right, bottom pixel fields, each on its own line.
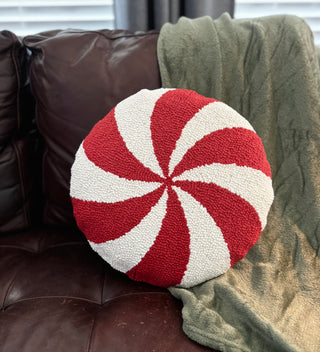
left=70, top=88, right=274, bottom=288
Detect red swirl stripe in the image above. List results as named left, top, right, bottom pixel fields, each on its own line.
left=175, top=181, right=262, bottom=266
left=71, top=185, right=165, bottom=243
left=171, top=127, right=271, bottom=178
left=127, top=187, right=190, bottom=287
left=151, top=89, right=216, bottom=177
left=83, top=108, right=163, bottom=182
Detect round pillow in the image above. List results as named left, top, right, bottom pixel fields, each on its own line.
left=70, top=88, right=274, bottom=288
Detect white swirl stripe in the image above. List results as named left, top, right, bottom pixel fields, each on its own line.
left=173, top=163, right=274, bottom=228
left=89, top=189, right=169, bottom=273
left=115, top=88, right=173, bottom=178
left=173, top=186, right=231, bottom=287
left=70, top=143, right=162, bottom=203
left=168, top=102, right=255, bottom=176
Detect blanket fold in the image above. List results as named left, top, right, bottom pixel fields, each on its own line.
left=158, top=14, right=320, bottom=352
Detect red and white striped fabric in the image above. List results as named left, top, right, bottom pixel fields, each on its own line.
left=70, top=88, right=274, bottom=288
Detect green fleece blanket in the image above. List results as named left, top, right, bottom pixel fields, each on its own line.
left=157, top=14, right=320, bottom=352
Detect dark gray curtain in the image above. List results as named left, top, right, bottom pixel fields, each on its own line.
left=114, top=0, right=235, bottom=31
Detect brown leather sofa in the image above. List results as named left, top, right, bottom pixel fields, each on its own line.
left=0, top=29, right=216, bottom=351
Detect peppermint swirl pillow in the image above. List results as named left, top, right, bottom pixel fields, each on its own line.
left=70, top=88, right=274, bottom=288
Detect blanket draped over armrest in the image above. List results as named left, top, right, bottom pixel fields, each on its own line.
left=157, top=14, right=320, bottom=352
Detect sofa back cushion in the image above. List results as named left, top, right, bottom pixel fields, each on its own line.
left=0, top=30, right=38, bottom=233
left=24, top=29, right=161, bottom=226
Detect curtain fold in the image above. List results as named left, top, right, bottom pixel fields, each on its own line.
left=114, top=0, right=234, bottom=31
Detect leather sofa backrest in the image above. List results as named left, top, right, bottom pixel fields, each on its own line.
left=24, top=29, right=161, bottom=226
left=0, top=30, right=39, bottom=233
